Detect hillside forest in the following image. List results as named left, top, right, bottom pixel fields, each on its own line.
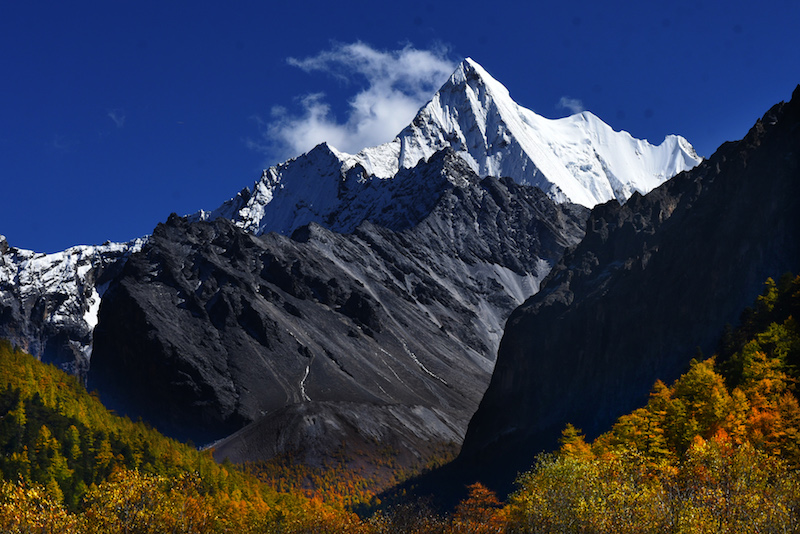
left=0, top=273, right=798, bottom=532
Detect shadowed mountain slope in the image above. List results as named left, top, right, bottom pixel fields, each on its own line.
left=430, top=86, right=800, bottom=499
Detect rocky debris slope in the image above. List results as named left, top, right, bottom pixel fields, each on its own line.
left=456, top=86, right=800, bottom=494
left=88, top=150, right=588, bottom=456
left=210, top=400, right=462, bottom=479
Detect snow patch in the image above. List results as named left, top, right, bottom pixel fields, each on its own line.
left=401, top=340, right=447, bottom=385
left=300, top=365, right=311, bottom=402
left=0, top=237, right=146, bottom=363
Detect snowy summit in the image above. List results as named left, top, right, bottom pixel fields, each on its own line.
left=197, top=58, right=702, bottom=236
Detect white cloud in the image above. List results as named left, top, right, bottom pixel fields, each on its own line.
left=557, top=96, right=585, bottom=115
left=107, top=109, right=126, bottom=128
left=253, top=42, right=456, bottom=162
left=50, top=133, right=77, bottom=153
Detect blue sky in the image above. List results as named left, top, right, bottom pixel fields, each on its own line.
left=2, top=1, right=798, bottom=253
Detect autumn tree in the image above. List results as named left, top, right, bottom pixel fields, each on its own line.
left=451, top=482, right=504, bottom=533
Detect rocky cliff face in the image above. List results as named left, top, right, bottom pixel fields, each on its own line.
left=0, top=238, right=142, bottom=377
left=457, top=86, right=800, bottom=494
left=88, top=150, right=588, bottom=459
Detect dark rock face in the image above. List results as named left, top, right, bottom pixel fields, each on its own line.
left=458, top=86, right=800, bottom=494
left=88, top=150, right=588, bottom=456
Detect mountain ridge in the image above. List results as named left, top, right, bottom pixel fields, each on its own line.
left=0, top=236, right=144, bottom=376
left=193, top=58, right=701, bottom=237
left=0, top=58, right=699, bottom=383
left=1, top=58, right=706, bottom=484
left=87, top=150, right=588, bottom=456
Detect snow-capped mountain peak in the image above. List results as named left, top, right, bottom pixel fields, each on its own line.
left=393, top=57, right=701, bottom=207
left=194, top=57, right=701, bottom=236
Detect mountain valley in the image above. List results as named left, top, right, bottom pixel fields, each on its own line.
left=0, top=58, right=700, bottom=479
left=87, top=150, right=588, bottom=469
left=11, top=58, right=788, bottom=513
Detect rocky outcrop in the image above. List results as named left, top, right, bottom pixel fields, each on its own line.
left=0, top=237, right=142, bottom=378
left=88, top=150, right=588, bottom=459
left=457, top=86, right=800, bottom=494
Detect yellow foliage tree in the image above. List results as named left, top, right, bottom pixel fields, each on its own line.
left=451, top=482, right=504, bottom=533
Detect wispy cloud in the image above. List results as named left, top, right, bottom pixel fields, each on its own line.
left=251, top=42, right=456, bottom=162
left=107, top=109, right=126, bottom=128
left=557, top=96, right=585, bottom=114
left=50, top=133, right=77, bottom=153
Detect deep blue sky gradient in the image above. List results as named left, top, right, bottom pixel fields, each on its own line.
left=2, top=0, right=798, bottom=252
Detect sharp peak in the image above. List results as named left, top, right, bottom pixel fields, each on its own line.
left=461, top=56, right=480, bottom=68
left=443, top=57, right=511, bottom=100
left=453, top=57, right=495, bottom=81
left=458, top=56, right=488, bottom=71
left=305, top=141, right=347, bottom=159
